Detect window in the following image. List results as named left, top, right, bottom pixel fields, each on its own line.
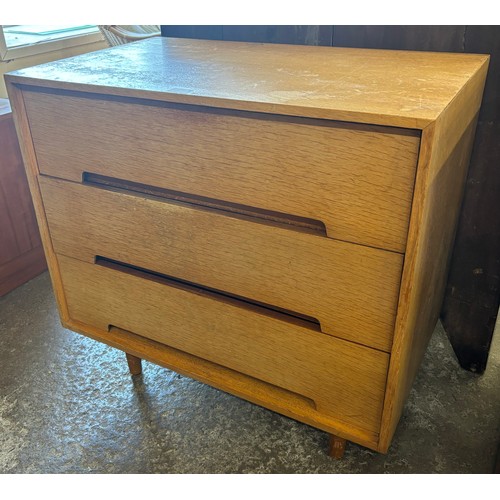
left=0, top=25, right=104, bottom=61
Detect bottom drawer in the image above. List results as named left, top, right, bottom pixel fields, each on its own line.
left=57, top=254, right=389, bottom=436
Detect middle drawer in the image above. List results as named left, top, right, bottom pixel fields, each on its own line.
left=39, top=176, right=403, bottom=351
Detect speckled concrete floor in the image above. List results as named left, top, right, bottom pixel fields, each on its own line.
left=1, top=272, right=499, bottom=473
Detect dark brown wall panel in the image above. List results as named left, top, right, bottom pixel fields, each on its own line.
left=333, top=25, right=466, bottom=52
left=161, top=25, right=332, bottom=46
left=222, top=26, right=332, bottom=46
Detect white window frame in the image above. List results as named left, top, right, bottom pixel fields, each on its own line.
left=0, top=25, right=104, bottom=61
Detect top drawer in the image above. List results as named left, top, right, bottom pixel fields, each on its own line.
left=23, top=88, right=420, bottom=252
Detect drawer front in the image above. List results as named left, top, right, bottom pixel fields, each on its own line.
left=24, top=89, right=419, bottom=252
left=58, top=254, right=389, bottom=435
left=40, top=176, right=403, bottom=352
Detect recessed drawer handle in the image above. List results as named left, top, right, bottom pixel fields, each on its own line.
left=95, top=255, right=322, bottom=332
left=107, top=324, right=318, bottom=412
left=83, top=172, right=327, bottom=236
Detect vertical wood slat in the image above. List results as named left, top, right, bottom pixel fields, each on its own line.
left=222, top=26, right=333, bottom=46
left=0, top=107, right=41, bottom=253
left=161, top=26, right=333, bottom=47
left=0, top=245, right=47, bottom=296
left=160, top=25, right=223, bottom=40
left=332, top=25, right=466, bottom=52
left=0, top=105, right=26, bottom=262
left=0, top=99, right=46, bottom=296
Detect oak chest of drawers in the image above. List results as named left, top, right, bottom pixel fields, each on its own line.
left=6, top=38, right=488, bottom=455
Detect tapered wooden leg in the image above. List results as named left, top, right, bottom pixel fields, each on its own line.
left=328, top=434, right=347, bottom=459
left=125, top=353, right=142, bottom=375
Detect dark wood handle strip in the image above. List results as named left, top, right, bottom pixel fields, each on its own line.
left=95, top=255, right=322, bottom=331
left=83, top=172, right=327, bottom=236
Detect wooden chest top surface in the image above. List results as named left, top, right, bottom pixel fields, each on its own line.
left=6, top=37, right=488, bottom=128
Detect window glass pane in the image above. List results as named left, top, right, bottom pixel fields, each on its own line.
left=3, top=25, right=98, bottom=49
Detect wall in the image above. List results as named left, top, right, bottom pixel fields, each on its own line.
left=0, top=38, right=107, bottom=97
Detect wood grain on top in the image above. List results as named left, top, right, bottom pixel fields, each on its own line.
left=5, top=37, right=489, bottom=128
